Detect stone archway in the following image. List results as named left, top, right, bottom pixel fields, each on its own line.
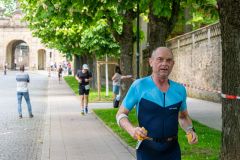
left=6, top=40, right=29, bottom=69
left=38, top=49, right=46, bottom=70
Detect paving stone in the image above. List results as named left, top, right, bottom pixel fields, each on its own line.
left=0, top=71, right=47, bottom=160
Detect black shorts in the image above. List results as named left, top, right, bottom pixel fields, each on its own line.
left=79, top=85, right=90, bottom=95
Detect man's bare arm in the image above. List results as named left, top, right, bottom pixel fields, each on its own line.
left=116, top=105, right=147, bottom=140
left=179, top=110, right=198, bottom=144
left=179, top=110, right=193, bottom=131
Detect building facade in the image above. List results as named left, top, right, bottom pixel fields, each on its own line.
left=0, top=7, right=64, bottom=70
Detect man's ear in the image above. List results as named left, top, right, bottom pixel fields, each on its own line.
left=149, top=58, right=153, bottom=67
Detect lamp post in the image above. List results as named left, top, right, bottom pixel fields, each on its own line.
left=136, top=0, right=140, bottom=79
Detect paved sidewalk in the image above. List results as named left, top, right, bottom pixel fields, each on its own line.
left=41, top=75, right=135, bottom=160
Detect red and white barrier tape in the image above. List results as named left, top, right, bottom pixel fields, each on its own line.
left=178, top=82, right=239, bottom=100
left=179, top=82, right=221, bottom=94
left=221, top=94, right=240, bottom=100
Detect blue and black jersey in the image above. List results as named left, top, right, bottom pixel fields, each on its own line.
left=122, top=76, right=187, bottom=160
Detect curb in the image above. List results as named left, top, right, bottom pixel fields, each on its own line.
left=92, top=111, right=136, bottom=158
left=41, top=77, right=51, bottom=160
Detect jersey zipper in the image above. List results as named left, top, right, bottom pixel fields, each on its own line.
left=163, top=93, right=166, bottom=107
left=163, top=92, right=166, bottom=137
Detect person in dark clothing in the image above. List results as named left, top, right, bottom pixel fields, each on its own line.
left=116, top=47, right=198, bottom=160
left=4, top=63, right=7, bottom=75
left=58, top=65, right=63, bottom=83
left=75, top=64, right=92, bottom=115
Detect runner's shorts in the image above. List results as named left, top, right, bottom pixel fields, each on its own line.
left=79, top=85, right=90, bottom=95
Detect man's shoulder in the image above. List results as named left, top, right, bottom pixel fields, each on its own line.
left=16, top=72, right=28, bottom=76
left=170, top=80, right=185, bottom=87
left=76, top=69, right=82, bottom=74
left=135, top=76, right=151, bottom=83
left=169, top=80, right=186, bottom=92
left=131, top=76, right=151, bottom=88
left=115, top=73, right=121, bottom=76
left=16, top=72, right=29, bottom=82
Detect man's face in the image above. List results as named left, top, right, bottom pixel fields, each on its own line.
left=149, top=48, right=174, bottom=79
left=82, top=68, right=88, bottom=73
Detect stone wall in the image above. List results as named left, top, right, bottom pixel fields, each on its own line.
left=166, top=22, right=222, bottom=102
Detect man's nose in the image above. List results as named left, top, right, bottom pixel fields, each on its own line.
left=161, top=60, right=169, bottom=65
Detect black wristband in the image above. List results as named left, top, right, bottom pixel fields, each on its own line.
left=192, top=127, right=196, bottom=132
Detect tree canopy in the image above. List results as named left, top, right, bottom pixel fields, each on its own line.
left=19, top=0, right=122, bottom=58
left=18, top=0, right=218, bottom=57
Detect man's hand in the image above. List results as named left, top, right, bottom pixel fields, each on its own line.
left=132, top=127, right=148, bottom=140
left=85, top=78, right=89, bottom=82
left=186, top=130, right=198, bottom=144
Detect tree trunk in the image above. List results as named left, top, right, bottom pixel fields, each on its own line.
left=147, top=0, right=180, bottom=75
left=113, top=10, right=135, bottom=100
left=74, top=54, right=89, bottom=73
left=88, top=54, right=97, bottom=90
left=147, top=13, right=170, bottom=75
left=148, top=14, right=169, bottom=47
left=218, top=0, right=240, bottom=159
left=106, top=7, right=137, bottom=100
left=73, top=54, right=81, bottom=75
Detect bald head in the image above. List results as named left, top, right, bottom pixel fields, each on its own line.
left=151, top=47, right=173, bottom=59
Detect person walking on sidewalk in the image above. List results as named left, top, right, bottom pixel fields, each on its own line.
left=75, top=64, right=92, bottom=115
left=16, top=65, right=33, bottom=119
left=112, top=65, right=132, bottom=108
left=58, top=65, right=63, bottom=83
left=4, top=62, right=7, bottom=75
left=116, top=47, right=198, bottom=160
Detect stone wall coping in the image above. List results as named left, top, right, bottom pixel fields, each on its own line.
left=167, top=22, right=220, bottom=42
